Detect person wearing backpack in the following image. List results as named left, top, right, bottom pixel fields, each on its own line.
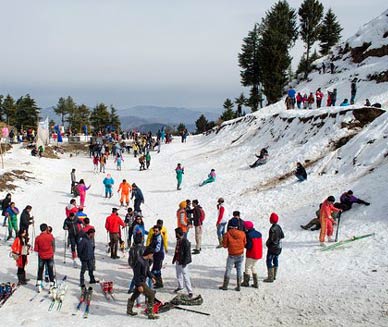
left=191, top=200, right=204, bottom=255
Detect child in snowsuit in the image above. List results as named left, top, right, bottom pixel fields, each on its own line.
left=103, top=174, right=115, bottom=198
left=145, top=152, right=151, bottom=169
left=6, top=202, right=20, bottom=240
left=264, top=213, right=284, bottom=283
left=139, top=155, right=146, bottom=171
left=118, top=179, right=132, bottom=207
left=115, top=154, right=123, bottom=171
left=175, top=163, right=184, bottom=190
left=199, top=169, right=216, bottom=186
left=319, top=196, right=341, bottom=245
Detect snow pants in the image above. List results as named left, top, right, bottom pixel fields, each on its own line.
left=105, top=186, right=112, bottom=198
left=120, top=193, right=129, bottom=205
left=319, top=218, right=333, bottom=242
left=8, top=216, right=18, bottom=237
left=80, top=259, right=96, bottom=285
left=176, top=264, right=193, bottom=293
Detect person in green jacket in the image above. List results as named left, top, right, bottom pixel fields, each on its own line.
left=175, top=163, right=184, bottom=190
left=145, top=152, right=151, bottom=169
left=5, top=202, right=19, bottom=240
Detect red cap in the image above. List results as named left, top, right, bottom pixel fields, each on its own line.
left=270, top=213, right=279, bottom=224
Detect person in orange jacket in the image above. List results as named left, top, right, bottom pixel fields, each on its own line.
left=118, top=179, right=132, bottom=207
left=319, top=196, right=341, bottom=245
left=105, top=208, right=125, bottom=259
left=11, top=229, right=30, bottom=285
left=176, top=201, right=191, bottom=237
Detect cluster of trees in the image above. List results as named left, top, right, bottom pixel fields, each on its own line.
left=219, top=0, right=343, bottom=120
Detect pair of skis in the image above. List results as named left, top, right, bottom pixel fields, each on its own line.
left=48, top=276, right=68, bottom=312
left=0, top=283, right=17, bottom=308
left=74, top=285, right=93, bottom=319
left=321, top=233, right=375, bottom=251
left=100, top=281, right=115, bottom=301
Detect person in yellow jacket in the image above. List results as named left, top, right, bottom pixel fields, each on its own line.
left=146, top=219, right=168, bottom=253
left=118, top=179, right=132, bottom=207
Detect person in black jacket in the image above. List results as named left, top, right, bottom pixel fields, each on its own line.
left=63, top=212, right=82, bottom=266
left=172, top=227, right=193, bottom=296
left=127, top=246, right=158, bottom=319
left=295, top=162, right=307, bottom=182
left=264, top=213, right=284, bottom=283
left=77, top=228, right=98, bottom=285
left=19, top=205, right=34, bottom=235
left=227, top=211, right=245, bottom=231
left=2, top=193, right=12, bottom=226
left=191, top=199, right=203, bottom=254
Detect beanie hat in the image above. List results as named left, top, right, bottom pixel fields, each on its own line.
left=244, top=221, right=254, bottom=230
left=229, top=218, right=239, bottom=228
left=327, top=196, right=335, bottom=202
left=143, top=246, right=155, bottom=257
left=270, top=213, right=279, bottom=224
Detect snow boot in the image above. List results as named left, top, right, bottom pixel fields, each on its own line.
left=127, top=299, right=137, bottom=316
left=235, top=277, right=241, bottom=291
left=17, top=273, right=26, bottom=286
left=273, top=268, right=278, bottom=281
left=216, top=237, right=223, bottom=249
left=241, top=273, right=250, bottom=287
left=218, top=277, right=229, bottom=290
left=154, top=276, right=163, bottom=289
left=147, top=303, right=159, bottom=320
left=252, top=273, right=258, bottom=288
left=263, top=268, right=274, bottom=283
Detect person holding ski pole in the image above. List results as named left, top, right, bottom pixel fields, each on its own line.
left=319, top=196, right=341, bottom=245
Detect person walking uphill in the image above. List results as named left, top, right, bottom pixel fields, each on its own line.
left=319, top=196, right=341, bottom=245
left=126, top=246, right=159, bottom=319
left=131, top=183, right=144, bottom=213
left=191, top=200, right=205, bottom=254
left=219, top=219, right=246, bottom=291
left=118, top=179, right=132, bottom=207
left=105, top=208, right=125, bottom=259
left=77, top=228, right=98, bottom=286
left=11, top=229, right=30, bottom=285
left=175, top=163, right=184, bottom=190
left=264, top=213, right=284, bottom=283
left=241, top=221, right=262, bottom=288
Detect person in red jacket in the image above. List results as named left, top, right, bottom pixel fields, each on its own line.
left=241, top=221, right=262, bottom=288
left=216, top=197, right=227, bottom=248
left=11, top=229, right=30, bottom=285
left=34, top=223, right=56, bottom=292
left=316, top=88, right=324, bottom=108
left=105, top=208, right=125, bottom=259
left=319, top=196, right=341, bottom=245
left=65, top=199, right=78, bottom=218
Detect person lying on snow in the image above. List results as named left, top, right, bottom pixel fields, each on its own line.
left=249, top=148, right=268, bottom=168
left=199, top=169, right=216, bottom=186
left=339, top=190, right=370, bottom=211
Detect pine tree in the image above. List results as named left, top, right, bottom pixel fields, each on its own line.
left=220, top=98, right=236, bottom=121
left=109, top=105, right=121, bottom=132
left=259, top=1, right=298, bottom=104
left=15, top=94, right=40, bottom=130
left=234, top=93, right=246, bottom=117
left=67, top=104, right=90, bottom=132
left=298, top=0, right=324, bottom=79
left=54, top=97, right=66, bottom=125
left=238, top=24, right=262, bottom=112
left=176, top=123, right=186, bottom=134
left=90, top=103, right=110, bottom=132
left=296, top=49, right=320, bottom=76
left=0, top=95, right=4, bottom=122
left=195, top=114, right=209, bottom=134
left=319, top=8, right=342, bottom=55
left=2, top=94, right=17, bottom=126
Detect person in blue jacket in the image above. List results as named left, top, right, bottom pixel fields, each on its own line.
left=103, top=174, right=115, bottom=198
left=131, top=183, right=144, bottom=213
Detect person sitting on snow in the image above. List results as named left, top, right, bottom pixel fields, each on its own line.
left=199, top=169, right=216, bottom=186
left=250, top=148, right=269, bottom=168
left=340, top=190, right=370, bottom=211
left=295, top=162, right=307, bottom=182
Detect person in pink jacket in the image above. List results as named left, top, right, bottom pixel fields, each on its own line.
left=319, top=196, right=341, bottom=245
left=77, top=179, right=91, bottom=209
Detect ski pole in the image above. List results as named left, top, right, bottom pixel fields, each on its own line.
left=173, top=305, right=210, bottom=316
left=335, top=211, right=342, bottom=242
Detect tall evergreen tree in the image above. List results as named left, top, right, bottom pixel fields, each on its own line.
left=90, top=103, right=110, bottom=132
left=109, top=105, right=121, bottom=132
left=15, top=94, right=40, bottom=130
left=220, top=98, right=235, bottom=121
left=195, top=114, right=209, bottom=134
left=298, top=0, right=324, bottom=79
left=296, top=49, right=320, bottom=76
left=54, top=97, right=67, bottom=125
left=238, top=24, right=262, bottom=112
left=176, top=123, right=186, bottom=134
left=0, top=95, right=4, bottom=122
left=259, top=1, right=298, bottom=104
left=67, top=104, right=90, bottom=132
left=235, top=93, right=246, bottom=117
left=2, top=94, right=17, bottom=126
left=319, top=8, right=342, bottom=55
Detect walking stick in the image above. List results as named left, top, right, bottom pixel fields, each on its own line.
left=63, top=230, right=68, bottom=264
left=334, top=211, right=342, bottom=242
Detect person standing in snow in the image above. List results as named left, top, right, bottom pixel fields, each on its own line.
left=5, top=202, right=19, bottom=240
left=65, top=199, right=78, bottom=218
left=319, top=196, right=341, bottom=245
left=131, top=183, right=144, bottom=213
left=172, top=227, right=193, bottom=297
left=216, top=197, right=227, bottom=248
left=2, top=193, right=12, bottom=227
left=287, top=86, right=296, bottom=109
left=339, top=190, right=370, bottom=211
left=264, top=213, right=284, bottom=283
left=118, top=179, right=132, bottom=207
left=296, top=92, right=303, bottom=109
left=76, top=179, right=91, bottom=209
left=350, top=78, right=357, bottom=104
left=11, top=229, right=30, bottom=285
left=175, top=163, right=184, bottom=190
left=19, top=205, right=33, bottom=236
left=241, top=221, right=262, bottom=288
left=330, top=62, right=335, bottom=74
left=103, top=174, right=115, bottom=198
left=63, top=212, right=82, bottom=266
left=145, top=151, right=151, bottom=169
left=315, top=88, right=324, bottom=108
left=227, top=211, right=245, bottom=231
left=124, top=207, right=135, bottom=247
left=148, top=225, right=165, bottom=288
left=331, top=89, right=337, bottom=106
left=191, top=200, right=204, bottom=254
left=295, top=162, right=307, bottom=182
left=100, top=153, right=107, bottom=173
left=92, top=155, right=99, bottom=173
left=199, top=169, right=216, bottom=186
left=105, top=208, right=125, bottom=259
left=70, top=169, right=77, bottom=196
left=177, top=201, right=190, bottom=238
left=219, top=219, right=246, bottom=291
left=77, top=228, right=98, bottom=286
left=146, top=219, right=168, bottom=254
left=307, top=92, right=315, bottom=109
left=139, top=155, right=146, bottom=171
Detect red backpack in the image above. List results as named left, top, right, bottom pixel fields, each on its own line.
left=199, top=207, right=206, bottom=224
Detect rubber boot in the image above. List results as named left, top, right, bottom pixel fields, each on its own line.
left=235, top=277, right=241, bottom=291
left=216, top=237, right=223, bottom=249
left=17, top=273, right=25, bottom=286
left=274, top=267, right=278, bottom=280
left=127, top=299, right=137, bottom=316
left=263, top=268, right=274, bottom=283
left=241, top=273, right=250, bottom=287
left=147, top=302, right=159, bottom=319
left=154, top=276, right=163, bottom=289
left=252, top=273, right=258, bottom=288
left=218, top=277, right=229, bottom=290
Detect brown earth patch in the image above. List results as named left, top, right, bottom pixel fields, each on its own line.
left=0, top=170, right=34, bottom=191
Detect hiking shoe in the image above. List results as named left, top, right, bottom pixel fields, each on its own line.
left=173, top=287, right=183, bottom=293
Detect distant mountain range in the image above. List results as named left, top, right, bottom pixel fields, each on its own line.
left=40, top=105, right=221, bottom=132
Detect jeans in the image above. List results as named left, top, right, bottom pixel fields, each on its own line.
left=151, top=251, right=165, bottom=277
left=176, top=264, right=193, bottom=293
left=134, top=199, right=142, bottom=212
left=216, top=223, right=226, bottom=239
left=80, top=259, right=95, bottom=285
left=266, top=253, right=279, bottom=269
left=224, top=255, right=243, bottom=279
left=296, top=174, right=306, bottom=182
left=38, top=257, right=54, bottom=282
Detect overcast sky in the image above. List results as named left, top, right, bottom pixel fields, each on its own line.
left=0, top=0, right=386, bottom=109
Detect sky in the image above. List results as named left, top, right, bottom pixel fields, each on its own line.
left=0, top=0, right=386, bottom=110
